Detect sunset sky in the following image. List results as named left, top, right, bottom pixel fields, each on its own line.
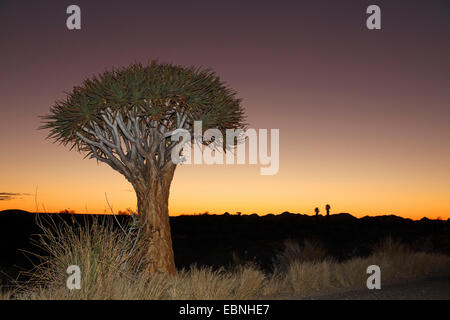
left=0, top=1, right=449, bottom=219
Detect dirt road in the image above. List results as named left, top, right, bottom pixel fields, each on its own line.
left=308, top=276, right=450, bottom=300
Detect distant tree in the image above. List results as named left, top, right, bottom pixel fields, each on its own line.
left=326, top=204, right=331, bottom=217
left=59, top=209, right=76, bottom=214
left=41, top=62, right=246, bottom=275
left=314, top=207, right=320, bottom=216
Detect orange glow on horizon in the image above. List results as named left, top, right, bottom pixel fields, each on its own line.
left=1, top=161, right=449, bottom=221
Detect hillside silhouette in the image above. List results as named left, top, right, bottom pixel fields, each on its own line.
left=0, top=210, right=449, bottom=281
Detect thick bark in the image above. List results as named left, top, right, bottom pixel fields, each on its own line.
left=135, top=166, right=176, bottom=275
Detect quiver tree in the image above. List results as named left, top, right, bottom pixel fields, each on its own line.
left=40, top=62, right=246, bottom=274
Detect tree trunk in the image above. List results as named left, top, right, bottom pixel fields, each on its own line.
left=135, top=166, right=176, bottom=275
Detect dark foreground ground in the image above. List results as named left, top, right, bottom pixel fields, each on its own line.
left=308, top=276, right=450, bottom=300
left=0, top=210, right=449, bottom=282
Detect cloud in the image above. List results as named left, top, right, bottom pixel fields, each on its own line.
left=0, top=192, right=32, bottom=201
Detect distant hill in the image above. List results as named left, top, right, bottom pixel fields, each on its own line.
left=0, top=209, right=32, bottom=215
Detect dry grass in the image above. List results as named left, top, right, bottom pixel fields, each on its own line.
left=273, top=239, right=327, bottom=269
left=0, top=289, right=13, bottom=300
left=281, top=250, right=450, bottom=298
left=276, top=236, right=450, bottom=298
left=15, top=215, right=148, bottom=300
left=3, top=221, right=450, bottom=300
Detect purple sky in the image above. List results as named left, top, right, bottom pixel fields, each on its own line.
left=0, top=1, right=449, bottom=218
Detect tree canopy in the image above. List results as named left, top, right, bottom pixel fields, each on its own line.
left=40, top=61, right=246, bottom=182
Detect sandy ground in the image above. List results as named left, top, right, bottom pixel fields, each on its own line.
left=305, top=276, right=450, bottom=300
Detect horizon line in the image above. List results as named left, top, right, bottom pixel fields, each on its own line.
left=0, top=208, right=447, bottom=222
